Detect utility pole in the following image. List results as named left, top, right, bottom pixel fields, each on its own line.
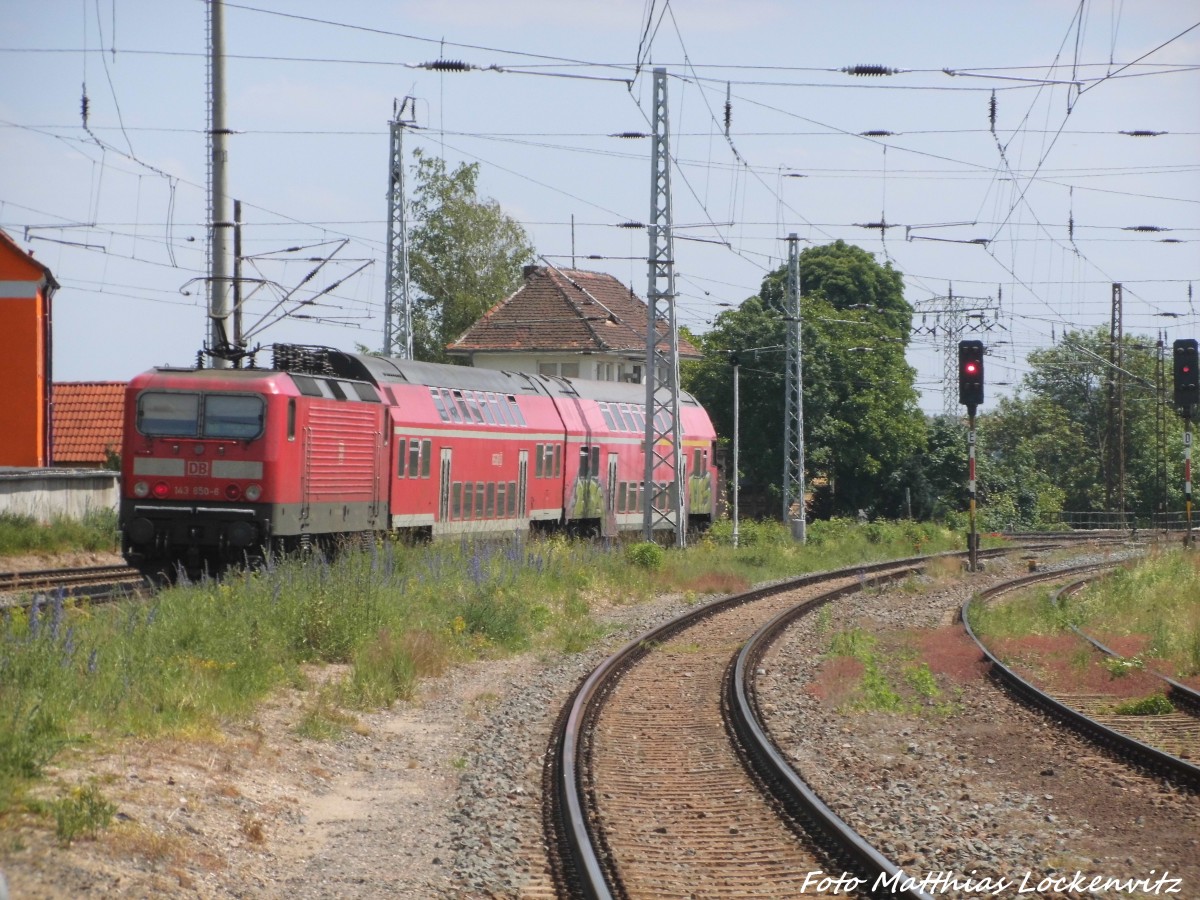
left=782, top=233, right=806, bottom=542
left=642, top=67, right=685, bottom=547
left=384, top=97, right=417, bottom=359
left=232, top=198, right=243, bottom=361
left=731, top=353, right=740, bottom=549
left=1105, top=283, right=1126, bottom=519
left=206, top=0, right=232, bottom=367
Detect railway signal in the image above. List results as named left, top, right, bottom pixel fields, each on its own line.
left=958, top=340, right=985, bottom=412
left=1174, top=338, right=1199, bottom=416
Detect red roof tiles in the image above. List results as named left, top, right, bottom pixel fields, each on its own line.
left=52, top=382, right=125, bottom=466
left=447, top=266, right=700, bottom=358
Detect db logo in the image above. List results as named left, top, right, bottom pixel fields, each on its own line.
left=187, top=461, right=211, bottom=476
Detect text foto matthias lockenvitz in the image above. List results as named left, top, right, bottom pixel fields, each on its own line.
left=799, top=869, right=1183, bottom=895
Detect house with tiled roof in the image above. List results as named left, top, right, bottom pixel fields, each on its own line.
left=446, top=265, right=700, bottom=383
left=52, top=382, right=125, bottom=468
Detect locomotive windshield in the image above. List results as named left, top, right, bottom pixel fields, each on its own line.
left=137, top=391, right=265, bottom=439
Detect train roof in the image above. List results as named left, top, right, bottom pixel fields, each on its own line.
left=271, top=344, right=702, bottom=408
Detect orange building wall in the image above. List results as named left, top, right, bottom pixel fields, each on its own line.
left=0, top=232, right=55, bottom=467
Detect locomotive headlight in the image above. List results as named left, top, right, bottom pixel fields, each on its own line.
left=244, top=484, right=262, bottom=501
left=151, top=481, right=170, bottom=499
left=133, top=481, right=150, bottom=498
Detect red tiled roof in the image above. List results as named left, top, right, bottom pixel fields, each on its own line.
left=52, top=382, right=125, bottom=465
left=447, top=266, right=700, bottom=359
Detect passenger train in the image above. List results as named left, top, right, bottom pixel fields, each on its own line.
left=119, top=344, right=718, bottom=576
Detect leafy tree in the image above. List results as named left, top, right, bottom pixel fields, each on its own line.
left=684, top=241, right=925, bottom=519
left=974, top=326, right=1182, bottom=523
left=407, top=149, right=535, bottom=362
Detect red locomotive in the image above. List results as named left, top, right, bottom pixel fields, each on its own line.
left=119, top=344, right=718, bottom=576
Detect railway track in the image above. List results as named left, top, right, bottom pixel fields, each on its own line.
left=961, top=565, right=1200, bottom=790
left=0, top=564, right=147, bottom=605
left=545, top=551, right=1021, bottom=900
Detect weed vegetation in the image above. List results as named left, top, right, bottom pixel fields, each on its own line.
left=0, top=510, right=118, bottom=557
left=0, top=517, right=960, bottom=825
left=969, top=547, right=1200, bottom=681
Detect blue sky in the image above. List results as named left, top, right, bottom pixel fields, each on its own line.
left=2, top=0, right=1197, bottom=414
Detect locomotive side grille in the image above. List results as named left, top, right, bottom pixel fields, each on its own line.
left=304, top=404, right=379, bottom=498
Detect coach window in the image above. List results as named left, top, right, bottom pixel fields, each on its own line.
left=487, top=395, right=505, bottom=425
left=553, top=444, right=562, bottom=477
left=534, top=444, right=544, bottom=478
left=485, top=483, right=495, bottom=518
left=440, top=389, right=462, bottom=423
left=507, top=481, right=517, bottom=516
left=693, top=448, right=703, bottom=472
left=495, top=396, right=514, bottom=426
left=397, top=439, right=408, bottom=477
left=578, top=446, right=591, bottom=477
left=496, top=482, right=506, bottom=517
left=452, top=391, right=472, bottom=423
left=476, top=393, right=496, bottom=425
left=421, top=440, right=432, bottom=478
left=452, top=482, right=463, bottom=519
left=408, top=440, right=419, bottom=478
left=475, top=482, right=485, bottom=517
left=431, top=390, right=450, bottom=423
left=508, top=396, right=526, bottom=426
left=599, top=404, right=616, bottom=430
left=463, top=482, right=474, bottom=518
left=618, top=482, right=627, bottom=513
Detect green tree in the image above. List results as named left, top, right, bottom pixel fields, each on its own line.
left=407, top=149, right=535, bottom=362
left=974, top=326, right=1181, bottom=523
left=683, top=241, right=925, bottom=519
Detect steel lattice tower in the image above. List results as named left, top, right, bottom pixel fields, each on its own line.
left=642, top=67, right=685, bottom=547
left=383, top=99, right=415, bottom=359
left=782, top=234, right=806, bottom=541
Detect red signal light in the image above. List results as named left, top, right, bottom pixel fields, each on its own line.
left=152, top=481, right=170, bottom=499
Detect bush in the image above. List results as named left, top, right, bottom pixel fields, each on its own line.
left=625, top=541, right=665, bottom=570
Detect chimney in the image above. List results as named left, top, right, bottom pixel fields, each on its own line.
left=522, top=264, right=540, bottom=280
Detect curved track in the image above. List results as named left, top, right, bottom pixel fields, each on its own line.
left=545, top=552, right=1017, bottom=900
left=961, top=565, right=1200, bottom=789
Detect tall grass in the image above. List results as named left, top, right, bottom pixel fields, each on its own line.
left=0, top=518, right=964, bottom=814
left=0, top=510, right=119, bottom=556
left=967, top=548, right=1200, bottom=680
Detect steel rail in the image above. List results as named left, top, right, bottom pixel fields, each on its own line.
left=548, top=546, right=1016, bottom=900
left=961, top=564, right=1200, bottom=790
left=1052, top=577, right=1200, bottom=713
left=729, top=566, right=937, bottom=900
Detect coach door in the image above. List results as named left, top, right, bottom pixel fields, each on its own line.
left=517, top=450, right=529, bottom=517
left=438, top=449, right=452, bottom=522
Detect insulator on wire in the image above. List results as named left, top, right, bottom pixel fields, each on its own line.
left=988, top=92, right=997, bottom=133
left=1123, top=225, right=1168, bottom=232
left=860, top=130, right=894, bottom=137
left=841, top=64, right=898, bottom=76
left=610, top=131, right=649, bottom=139
left=422, top=59, right=471, bottom=72
left=1119, top=130, right=1166, bottom=137
left=617, top=221, right=646, bottom=229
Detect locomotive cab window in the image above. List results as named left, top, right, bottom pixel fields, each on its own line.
left=137, top=391, right=200, bottom=436
left=203, top=394, right=265, bottom=439
left=137, top=391, right=264, bottom=440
